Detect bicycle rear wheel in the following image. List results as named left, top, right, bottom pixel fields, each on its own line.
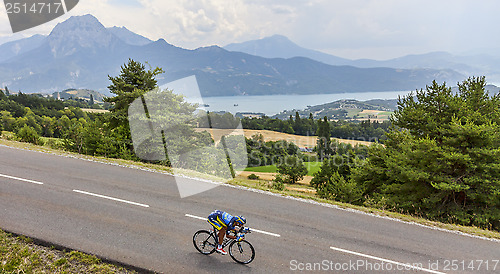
left=229, top=240, right=255, bottom=264
left=193, top=230, right=217, bottom=255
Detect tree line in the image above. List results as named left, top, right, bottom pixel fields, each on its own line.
left=241, top=113, right=390, bottom=142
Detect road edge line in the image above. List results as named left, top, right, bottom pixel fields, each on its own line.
left=73, top=189, right=150, bottom=208
left=0, top=173, right=44, bottom=185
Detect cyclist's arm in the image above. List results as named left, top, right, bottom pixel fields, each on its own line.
left=226, top=224, right=244, bottom=235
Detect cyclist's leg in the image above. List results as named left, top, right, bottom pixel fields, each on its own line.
left=218, top=226, right=227, bottom=246
left=215, top=216, right=228, bottom=246
left=207, top=215, right=224, bottom=245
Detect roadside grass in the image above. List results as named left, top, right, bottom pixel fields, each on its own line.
left=244, top=161, right=322, bottom=176
left=1, top=135, right=499, bottom=244
left=0, top=229, right=137, bottom=273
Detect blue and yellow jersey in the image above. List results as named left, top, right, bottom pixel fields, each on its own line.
left=208, top=210, right=240, bottom=232
left=219, top=211, right=234, bottom=225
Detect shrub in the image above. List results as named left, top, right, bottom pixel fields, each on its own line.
left=16, top=125, right=42, bottom=145
left=42, top=137, right=65, bottom=150
left=271, top=175, right=285, bottom=191
left=247, top=173, right=260, bottom=180
left=312, top=171, right=362, bottom=204
left=276, top=156, right=308, bottom=184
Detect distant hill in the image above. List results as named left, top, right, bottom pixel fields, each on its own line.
left=450, top=84, right=500, bottom=96
left=225, top=35, right=500, bottom=84
left=52, top=89, right=105, bottom=103
left=0, top=34, right=46, bottom=63
left=274, top=84, right=500, bottom=121
left=224, top=34, right=350, bottom=65
left=273, top=99, right=398, bottom=120
left=351, top=52, right=500, bottom=84
left=486, top=84, right=500, bottom=95
left=0, top=15, right=463, bottom=96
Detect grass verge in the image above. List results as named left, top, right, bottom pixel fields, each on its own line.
left=244, top=161, right=322, bottom=176
left=0, top=229, right=140, bottom=273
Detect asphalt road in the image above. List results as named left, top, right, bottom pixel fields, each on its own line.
left=1, top=145, right=499, bottom=273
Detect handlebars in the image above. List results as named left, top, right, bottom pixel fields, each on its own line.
left=239, top=227, right=251, bottom=233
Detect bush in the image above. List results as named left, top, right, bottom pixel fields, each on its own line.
left=16, top=125, right=42, bottom=145
left=42, top=137, right=65, bottom=150
left=1, top=131, right=16, bottom=141
left=313, top=171, right=362, bottom=204
left=271, top=175, right=285, bottom=191
left=247, top=173, right=260, bottom=180
left=276, top=156, right=308, bottom=184
left=311, top=156, right=362, bottom=204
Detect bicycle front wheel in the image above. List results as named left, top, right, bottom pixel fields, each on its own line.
left=193, top=230, right=217, bottom=255
left=229, top=240, right=255, bottom=264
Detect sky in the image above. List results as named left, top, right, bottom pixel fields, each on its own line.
left=0, top=0, right=499, bottom=60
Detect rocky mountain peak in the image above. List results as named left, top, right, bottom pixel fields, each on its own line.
left=47, top=14, right=121, bottom=57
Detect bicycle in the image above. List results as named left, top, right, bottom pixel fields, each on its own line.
left=193, top=226, right=255, bottom=264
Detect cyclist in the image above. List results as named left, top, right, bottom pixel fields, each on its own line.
left=207, top=210, right=247, bottom=255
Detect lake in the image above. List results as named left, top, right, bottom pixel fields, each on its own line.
left=188, top=91, right=412, bottom=116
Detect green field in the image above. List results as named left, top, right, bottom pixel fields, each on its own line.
left=244, top=161, right=322, bottom=176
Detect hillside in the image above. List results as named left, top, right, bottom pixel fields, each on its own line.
left=274, top=99, right=398, bottom=120
left=51, top=89, right=105, bottom=103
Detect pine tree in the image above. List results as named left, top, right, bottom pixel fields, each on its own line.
left=355, top=77, right=500, bottom=230
left=104, top=59, right=164, bottom=129
left=103, top=59, right=164, bottom=153
left=311, top=155, right=362, bottom=203
left=316, top=116, right=332, bottom=160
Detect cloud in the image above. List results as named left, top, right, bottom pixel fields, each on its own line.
left=270, top=5, right=294, bottom=15
left=0, top=0, right=499, bottom=59
left=108, top=0, right=143, bottom=7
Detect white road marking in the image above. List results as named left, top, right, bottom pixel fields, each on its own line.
left=185, top=214, right=206, bottom=221
left=0, top=173, right=44, bottom=185
left=330, top=246, right=446, bottom=274
left=73, top=190, right=150, bottom=208
left=185, top=213, right=281, bottom=237
left=247, top=227, right=281, bottom=237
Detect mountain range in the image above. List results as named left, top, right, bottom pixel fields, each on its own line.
left=0, top=15, right=468, bottom=96
left=225, top=35, right=500, bottom=84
